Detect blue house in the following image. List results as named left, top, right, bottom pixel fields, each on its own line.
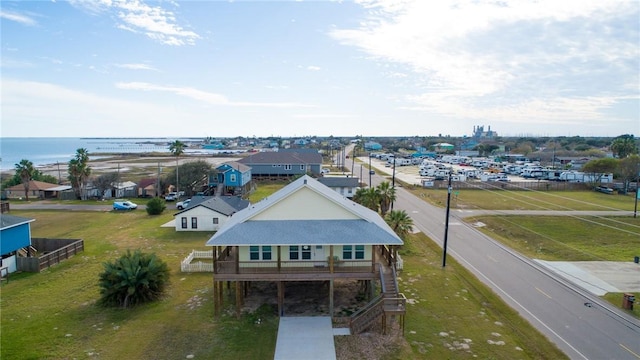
left=211, top=162, right=252, bottom=195
left=1, top=214, right=35, bottom=274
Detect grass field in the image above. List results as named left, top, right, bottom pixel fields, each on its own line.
left=405, top=187, right=638, bottom=211
left=1, top=210, right=567, bottom=359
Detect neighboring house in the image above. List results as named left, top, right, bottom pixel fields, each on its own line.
left=112, top=181, right=137, bottom=198
left=174, top=196, right=250, bottom=232
left=211, top=162, right=252, bottom=195
left=316, top=176, right=359, bottom=198
left=238, top=150, right=322, bottom=177
left=138, top=178, right=158, bottom=198
left=205, top=175, right=405, bottom=324
left=4, top=180, right=69, bottom=199
left=1, top=214, right=34, bottom=274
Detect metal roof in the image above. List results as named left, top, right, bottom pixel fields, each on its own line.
left=1, top=214, right=35, bottom=230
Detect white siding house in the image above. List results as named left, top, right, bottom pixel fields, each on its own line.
left=174, top=196, right=250, bottom=232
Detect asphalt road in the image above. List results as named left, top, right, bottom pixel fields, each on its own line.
left=361, top=164, right=640, bottom=360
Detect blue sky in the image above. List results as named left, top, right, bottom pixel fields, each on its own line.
left=1, top=0, right=638, bottom=138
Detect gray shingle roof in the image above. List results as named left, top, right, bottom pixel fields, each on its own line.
left=206, top=175, right=402, bottom=247
left=208, top=220, right=403, bottom=246
left=218, top=161, right=251, bottom=173
left=238, top=151, right=322, bottom=165
left=175, top=196, right=249, bottom=216
left=317, top=177, right=360, bottom=188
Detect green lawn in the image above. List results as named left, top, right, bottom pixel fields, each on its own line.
left=406, top=188, right=638, bottom=211
left=1, top=210, right=566, bottom=359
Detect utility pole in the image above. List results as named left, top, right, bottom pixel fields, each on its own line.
left=635, top=173, right=639, bottom=218
left=391, top=157, right=396, bottom=211
left=369, top=153, right=372, bottom=188
left=442, top=171, right=453, bottom=267
left=156, top=162, right=161, bottom=197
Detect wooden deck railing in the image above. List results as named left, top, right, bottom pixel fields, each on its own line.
left=215, top=259, right=373, bottom=274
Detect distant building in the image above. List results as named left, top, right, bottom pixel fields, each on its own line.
left=364, top=142, right=382, bottom=151
left=433, top=143, right=455, bottom=152
left=472, top=125, right=497, bottom=139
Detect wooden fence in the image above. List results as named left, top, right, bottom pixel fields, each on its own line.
left=422, top=180, right=590, bottom=191
left=17, top=238, right=84, bottom=272
left=181, top=250, right=214, bottom=273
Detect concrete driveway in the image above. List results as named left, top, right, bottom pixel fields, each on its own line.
left=274, top=317, right=338, bottom=360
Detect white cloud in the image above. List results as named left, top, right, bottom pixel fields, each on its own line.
left=115, top=63, right=158, bottom=71
left=331, top=0, right=639, bottom=125
left=70, top=0, right=200, bottom=46
left=1, top=79, right=189, bottom=137
left=116, top=82, right=315, bottom=108
left=0, top=10, right=37, bottom=26
left=307, top=65, right=321, bottom=71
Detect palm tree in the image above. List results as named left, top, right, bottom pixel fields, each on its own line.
left=385, top=209, right=414, bottom=239
left=377, top=181, right=396, bottom=216
left=68, top=148, right=91, bottom=200
left=169, top=140, right=186, bottom=196
left=98, top=249, right=170, bottom=308
left=353, top=187, right=380, bottom=212
left=611, top=135, right=638, bottom=158
left=15, top=159, right=35, bottom=201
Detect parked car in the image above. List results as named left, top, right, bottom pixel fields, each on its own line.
left=369, top=170, right=375, bottom=175
left=164, top=192, right=178, bottom=201
left=176, top=199, right=191, bottom=210
left=595, top=186, right=613, bottom=194
left=113, top=200, right=138, bottom=210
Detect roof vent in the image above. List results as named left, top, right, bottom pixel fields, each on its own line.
left=304, top=179, right=307, bottom=184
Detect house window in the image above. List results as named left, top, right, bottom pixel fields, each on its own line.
left=301, top=245, right=311, bottom=260
left=249, top=245, right=271, bottom=260
left=181, top=217, right=187, bottom=229
left=250, top=246, right=260, bottom=260
left=262, top=246, right=272, bottom=260
left=289, top=246, right=299, bottom=260
left=191, top=217, right=197, bottom=229
left=213, top=217, right=219, bottom=225
left=343, top=245, right=353, bottom=260
left=230, top=174, right=236, bottom=182
left=285, top=164, right=292, bottom=170
left=300, top=165, right=305, bottom=170
left=343, top=245, right=364, bottom=260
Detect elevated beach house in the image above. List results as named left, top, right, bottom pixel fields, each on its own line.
left=206, top=175, right=406, bottom=331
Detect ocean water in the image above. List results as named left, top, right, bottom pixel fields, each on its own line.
left=0, top=138, right=178, bottom=170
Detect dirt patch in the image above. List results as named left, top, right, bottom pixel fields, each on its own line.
left=239, top=280, right=409, bottom=359
left=241, top=279, right=371, bottom=317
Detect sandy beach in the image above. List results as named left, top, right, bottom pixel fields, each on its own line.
left=6, top=154, right=240, bottom=180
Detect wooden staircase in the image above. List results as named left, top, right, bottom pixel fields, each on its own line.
left=349, top=263, right=406, bottom=335
left=17, top=246, right=37, bottom=257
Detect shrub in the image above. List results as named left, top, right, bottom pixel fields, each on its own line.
left=98, top=250, right=170, bottom=308
left=145, top=197, right=166, bottom=215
